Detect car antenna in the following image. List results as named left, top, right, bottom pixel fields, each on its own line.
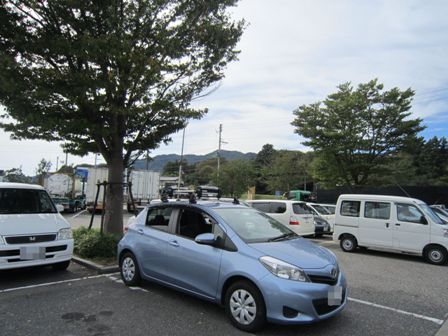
left=233, top=197, right=240, bottom=205
left=189, top=193, right=197, bottom=204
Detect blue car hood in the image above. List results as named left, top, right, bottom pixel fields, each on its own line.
left=250, top=238, right=335, bottom=270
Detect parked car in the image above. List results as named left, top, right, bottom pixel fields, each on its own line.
left=0, top=182, right=73, bottom=271
left=52, top=195, right=85, bottom=213
left=334, top=194, right=448, bottom=265
left=306, top=202, right=335, bottom=233
left=119, top=200, right=347, bottom=332
left=430, top=205, right=448, bottom=223
left=319, top=203, right=336, bottom=215
left=314, top=216, right=331, bottom=237
left=246, top=200, right=315, bottom=236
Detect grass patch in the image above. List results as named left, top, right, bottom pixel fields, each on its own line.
left=73, top=227, right=121, bottom=260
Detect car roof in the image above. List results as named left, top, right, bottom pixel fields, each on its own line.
left=247, top=199, right=304, bottom=204
left=338, top=194, right=424, bottom=204
left=148, top=199, right=247, bottom=210
left=0, top=182, right=45, bottom=190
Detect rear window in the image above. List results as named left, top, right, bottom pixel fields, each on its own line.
left=292, top=203, right=312, bottom=214
left=0, top=188, right=57, bottom=214
left=340, top=201, right=360, bottom=217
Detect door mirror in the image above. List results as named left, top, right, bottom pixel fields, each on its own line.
left=195, top=233, right=216, bottom=246
left=420, top=216, right=428, bottom=225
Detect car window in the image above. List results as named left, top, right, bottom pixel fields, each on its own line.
left=177, top=209, right=213, bottom=239
left=250, top=202, right=270, bottom=213
left=310, top=204, right=331, bottom=215
left=146, top=207, right=173, bottom=231
left=340, top=201, right=360, bottom=217
left=292, top=203, right=312, bottom=215
left=364, top=201, right=390, bottom=220
left=396, top=204, right=425, bottom=224
left=269, top=202, right=286, bottom=213
left=420, top=204, right=445, bottom=225
left=0, top=189, right=57, bottom=214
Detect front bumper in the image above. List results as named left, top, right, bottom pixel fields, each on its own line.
left=0, top=239, right=74, bottom=270
left=260, top=269, right=348, bottom=324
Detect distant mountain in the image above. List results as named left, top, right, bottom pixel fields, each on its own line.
left=132, top=150, right=257, bottom=172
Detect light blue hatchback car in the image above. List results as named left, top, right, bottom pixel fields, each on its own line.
left=118, top=200, right=347, bottom=332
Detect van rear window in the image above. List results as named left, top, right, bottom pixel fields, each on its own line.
left=292, top=203, right=312, bottom=215
left=340, top=201, right=360, bottom=217
left=364, top=202, right=390, bottom=220
left=0, top=189, right=57, bottom=214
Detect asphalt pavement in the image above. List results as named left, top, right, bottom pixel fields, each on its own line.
left=1, top=235, right=447, bottom=336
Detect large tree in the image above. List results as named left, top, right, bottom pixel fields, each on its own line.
left=292, top=79, right=425, bottom=187
left=0, top=0, right=244, bottom=233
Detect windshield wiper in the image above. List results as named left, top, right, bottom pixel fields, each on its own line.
left=268, top=232, right=297, bottom=242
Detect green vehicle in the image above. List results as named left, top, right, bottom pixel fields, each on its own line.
left=286, top=189, right=313, bottom=201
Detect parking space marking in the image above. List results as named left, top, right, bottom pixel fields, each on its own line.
left=348, top=297, right=445, bottom=325
left=105, top=274, right=150, bottom=293
left=70, top=210, right=87, bottom=219
left=0, top=272, right=119, bottom=294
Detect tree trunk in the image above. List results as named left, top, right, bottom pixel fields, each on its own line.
left=104, top=152, right=125, bottom=235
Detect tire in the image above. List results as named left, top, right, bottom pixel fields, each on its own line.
left=424, top=245, right=447, bottom=265
left=120, top=252, right=141, bottom=286
left=52, top=260, right=70, bottom=271
left=225, top=281, right=266, bottom=332
left=340, top=235, right=357, bottom=252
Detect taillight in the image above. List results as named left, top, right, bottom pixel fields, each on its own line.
left=289, top=216, right=300, bottom=225
left=123, top=225, right=129, bottom=234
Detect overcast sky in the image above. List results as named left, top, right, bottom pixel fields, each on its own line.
left=1, top=0, right=447, bottom=175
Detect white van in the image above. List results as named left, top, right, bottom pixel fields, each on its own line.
left=333, top=194, right=448, bottom=265
left=246, top=200, right=315, bottom=236
left=0, top=183, right=74, bottom=270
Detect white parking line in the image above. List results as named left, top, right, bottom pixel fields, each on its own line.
left=348, top=297, right=445, bottom=325
left=0, top=273, right=119, bottom=294
left=70, top=210, right=87, bottom=219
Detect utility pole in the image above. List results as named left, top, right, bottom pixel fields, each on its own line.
left=217, top=124, right=222, bottom=185
left=177, top=126, right=186, bottom=198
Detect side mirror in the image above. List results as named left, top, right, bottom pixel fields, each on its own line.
left=195, top=233, right=216, bottom=246
left=420, top=216, right=428, bottom=225
left=56, top=204, right=64, bottom=213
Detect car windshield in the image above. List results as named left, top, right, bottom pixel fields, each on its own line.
left=322, top=205, right=336, bottom=214
left=420, top=204, right=446, bottom=225
left=310, top=204, right=331, bottom=215
left=0, top=189, right=57, bottom=214
left=213, top=207, right=296, bottom=243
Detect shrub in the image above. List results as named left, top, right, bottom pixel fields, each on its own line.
left=73, top=227, right=121, bottom=259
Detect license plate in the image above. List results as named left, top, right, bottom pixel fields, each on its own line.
left=328, top=286, right=343, bottom=306
left=20, top=246, right=45, bottom=260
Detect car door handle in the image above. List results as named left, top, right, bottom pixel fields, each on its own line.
left=385, top=223, right=389, bottom=228
left=395, top=223, right=401, bottom=226
left=169, top=240, right=179, bottom=247
left=137, top=228, right=144, bottom=234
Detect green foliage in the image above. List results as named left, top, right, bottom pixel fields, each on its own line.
left=4, top=167, right=32, bottom=183
left=292, top=79, right=425, bottom=187
left=73, top=227, right=121, bottom=259
left=0, top=0, right=244, bottom=234
left=219, top=160, right=255, bottom=196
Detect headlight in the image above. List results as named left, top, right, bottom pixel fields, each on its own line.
left=260, top=256, right=309, bottom=282
left=0, top=235, right=4, bottom=245
left=57, top=228, right=73, bottom=240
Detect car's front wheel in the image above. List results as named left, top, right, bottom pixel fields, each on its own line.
left=340, top=235, right=357, bottom=252
left=225, top=281, right=266, bottom=332
left=424, top=245, right=447, bottom=265
left=120, top=252, right=141, bottom=286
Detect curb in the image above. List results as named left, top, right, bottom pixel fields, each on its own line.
left=72, top=256, right=119, bottom=274
left=436, top=318, right=448, bottom=336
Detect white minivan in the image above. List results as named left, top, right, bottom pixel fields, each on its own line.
left=306, top=202, right=335, bottom=233
left=333, top=194, right=448, bottom=265
left=0, top=183, right=74, bottom=270
left=246, top=200, right=315, bottom=236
